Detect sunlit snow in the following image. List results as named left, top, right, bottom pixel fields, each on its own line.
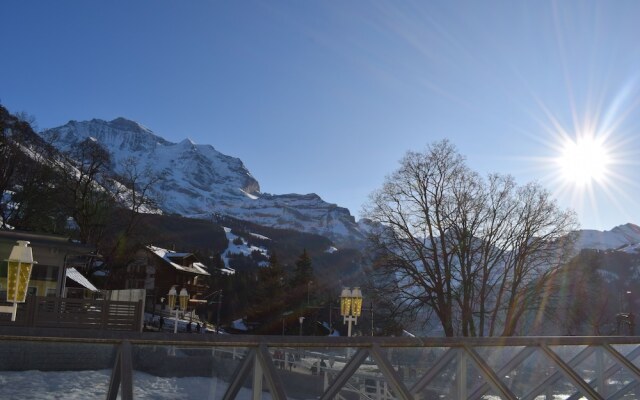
left=0, top=369, right=265, bottom=400
left=221, top=227, right=270, bottom=271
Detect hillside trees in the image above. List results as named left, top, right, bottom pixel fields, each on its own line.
left=552, top=250, right=610, bottom=335
left=108, top=157, right=164, bottom=258
left=291, top=249, right=313, bottom=287
left=0, top=107, right=65, bottom=232
left=1, top=106, right=164, bottom=259
left=364, top=140, right=577, bottom=337
left=247, top=251, right=288, bottom=333
left=54, top=137, right=116, bottom=246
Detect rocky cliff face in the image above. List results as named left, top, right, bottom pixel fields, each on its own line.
left=41, top=118, right=365, bottom=245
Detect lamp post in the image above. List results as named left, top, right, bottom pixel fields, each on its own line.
left=340, top=287, right=363, bottom=337
left=167, top=286, right=189, bottom=333
left=168, top=287, right=177, bottom=333
left=2, top=241, right=36, bottom=322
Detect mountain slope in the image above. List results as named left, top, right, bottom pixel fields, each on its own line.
left=41, top=118, right=365, bottom=245
left=573, top=223, right=640, bottom=252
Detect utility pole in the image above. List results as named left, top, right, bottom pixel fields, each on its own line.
left=371, top=301, right=374, bottom=336
left=216, top=291, right=222, bottom=334
left=204, top=289, right=223, bottom=334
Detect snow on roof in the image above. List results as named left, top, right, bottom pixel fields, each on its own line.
left=147, top=245, right=210, bottom=276
left=232, top=318, right=248, bottom=331
left=65, top=267, right=99, bottom=292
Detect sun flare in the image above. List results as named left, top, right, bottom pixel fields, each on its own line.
left=557, top=135, right=611, bottom=186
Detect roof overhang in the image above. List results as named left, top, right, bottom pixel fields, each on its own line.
left=65, top=267, right=99, bottom=292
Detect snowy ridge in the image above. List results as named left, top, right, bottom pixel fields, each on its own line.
left=42, top=118, right=365, bottom=245
left=573, top=223, right=640, bottom=252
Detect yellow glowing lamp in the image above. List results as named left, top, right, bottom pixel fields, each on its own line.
left=5, top=241, right=36, bottom=303
left=351, top=287, right=363, bottom=317
left=340, top=288, right=353, bottom=317
left=179, top=288, right=189, bottom=311
left=167, top=286, right=177, bottom=309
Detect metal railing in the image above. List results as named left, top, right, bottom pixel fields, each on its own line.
left=1, top=327, right=640, bottom=399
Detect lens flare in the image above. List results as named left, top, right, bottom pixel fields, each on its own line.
left=557, top=135, right=611, bottom=186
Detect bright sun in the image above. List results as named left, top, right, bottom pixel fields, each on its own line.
left=557, top=136, right=611, bottom=186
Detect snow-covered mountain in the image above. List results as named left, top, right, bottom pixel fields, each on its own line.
left=572, top=223, right=640, bottom=252
left=41, top=118, right=365, bottom=245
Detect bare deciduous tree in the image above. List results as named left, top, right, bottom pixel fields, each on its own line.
left=364, top=140, right=577, bottom=336
left=56, top=137, right=115, bottom=245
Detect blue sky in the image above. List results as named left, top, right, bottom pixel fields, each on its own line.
left=2, top=1, right=640, bottom=231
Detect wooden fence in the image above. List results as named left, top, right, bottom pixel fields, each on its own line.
left=0, top=296, right=143, bottom=331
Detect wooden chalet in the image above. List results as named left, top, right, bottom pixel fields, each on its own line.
left=125, top=245, right=210, bottom=311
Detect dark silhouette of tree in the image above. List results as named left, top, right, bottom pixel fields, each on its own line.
left=248, top=251, right=288, bottom=333
left=0, top=106, right=64, bottom=232
left=364, top=140, right=577, bottom=337
left=291, top=249, right=313, bottom=287
left=54, top=137, right=115, bottom=245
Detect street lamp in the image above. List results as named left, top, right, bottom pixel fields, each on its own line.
left=167, top=286, right=189, bottom=333
left=179, top=287, right=189, bottom=314
left=2, top=241, right=37, bottom=322
left=340, top=287, right=363, bottom=337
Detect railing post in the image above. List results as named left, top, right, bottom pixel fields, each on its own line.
left=457, top=348, right=467, bottom=400
left=597, top=346, right=606, bottom=398
left=252, top=352, right=263, bottom=400
left=107, top=341, right=133, bottom=400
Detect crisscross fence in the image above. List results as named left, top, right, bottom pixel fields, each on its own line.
left=1, top=327, right=640, bottom=399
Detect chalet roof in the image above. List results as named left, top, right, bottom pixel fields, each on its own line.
left=147, top=245, right=210, bottom=276
left=0, top=230, right=95, bottom=252
left=66, top=267, right=99, bottom=292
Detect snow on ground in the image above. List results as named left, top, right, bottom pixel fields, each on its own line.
left=0, top=369, right=266, bottom=400
left=325, top=246, right=338, bottom=254
left=221, top=227, right=270, bottom=269
left=249, top=232, right=271, bottom=240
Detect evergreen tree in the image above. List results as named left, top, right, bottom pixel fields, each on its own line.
left=280, top=249, right=314, bottom=328
left=248, top=251, right=287, bottom=333
left=291, top=249, right=313, bottom=287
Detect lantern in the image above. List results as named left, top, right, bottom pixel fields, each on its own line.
left=351, top=287, right=363, bottom=317
left=340, top=287, right=352, bottom=317
left=4, top=241, right=37, bottom=322
left=179, top=288, right=189, bottom=311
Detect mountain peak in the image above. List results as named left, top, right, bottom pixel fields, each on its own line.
left=109, top=117, right=150, bottom=133
left=611, top=222, right=640, bottom=233
left=41, top=117, right=365, bottom=246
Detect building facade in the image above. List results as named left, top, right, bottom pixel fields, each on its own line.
left=0, top=230, right=97, bottom=300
